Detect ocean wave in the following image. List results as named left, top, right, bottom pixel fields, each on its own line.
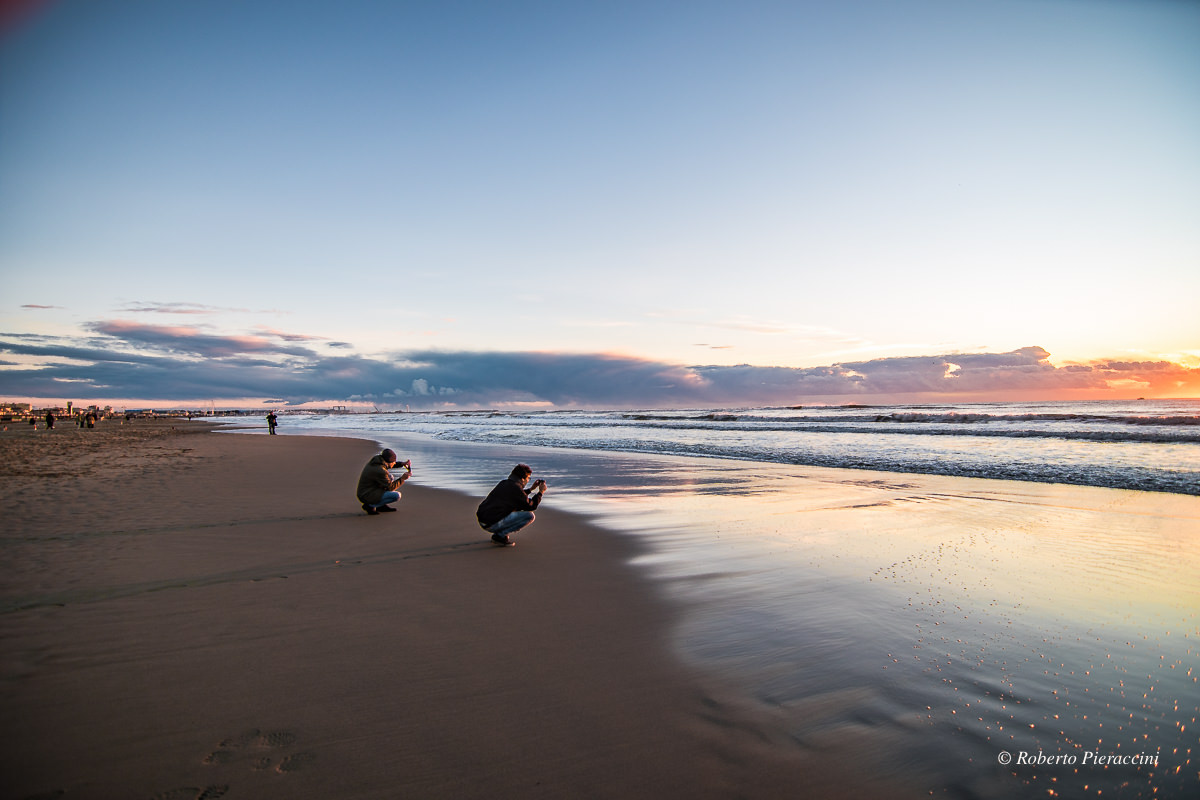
left=622, top=412, right=740, bottom=422
left=259, top=403, right=1200, bottom=497
left=428, top=430, right=1199, bottom=496
left=464, top=418, right=1200, bottom=444
left=617, top=410, right=1200, bottom=427
left=773, top=425, right=1200, bottom=444
left=871, top=412, right=1200, bottom=426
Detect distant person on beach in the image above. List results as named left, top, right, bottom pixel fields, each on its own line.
left=476, top=464, right=547, bottom=546
left=356, top=448, right=411, bottom=515
left=45, top=411, right=54, bottom=429
left=266, top=411, right=278, bottom=435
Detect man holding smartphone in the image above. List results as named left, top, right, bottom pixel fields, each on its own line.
left=476, top=463, right=546, bottom=546
left=356, top=448, right=411, bottom=515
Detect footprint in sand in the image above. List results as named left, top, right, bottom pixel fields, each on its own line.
left=217, top=728, right=265, bottom=749
left=201, top=748, right=235, bottom=765
left=149, top=788, right=228, bottom=800
left=197, top=726, right=316, bottom=782
left=276, top=751, right=317, bottom=773
left=202, top=727, right=296, bottom=765
left=257, top=730, right=298, bottom=748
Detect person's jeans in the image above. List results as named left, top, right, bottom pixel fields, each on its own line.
left=483, top=510, right=535, bottom=537
left=365, top=491, right=401, bottom=509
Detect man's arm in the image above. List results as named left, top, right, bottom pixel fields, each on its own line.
left=388, top=461, right=412, bottom=490
left=512, top=481, right=543, bottom=511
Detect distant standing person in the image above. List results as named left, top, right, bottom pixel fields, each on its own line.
left=45, top=411, right=55, bottom=429
left=476, top=464, right=547, bottom=546
left=266, top=411, right=278, bottom=435
left=356, top=448, right=411, bottom=515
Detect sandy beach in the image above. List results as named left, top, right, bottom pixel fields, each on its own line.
left=0, top=420, right=912, bottom=800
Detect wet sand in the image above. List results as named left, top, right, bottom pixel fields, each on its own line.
left=0, top=420, right=902, bottom=799
left=578, top=460, right=1200, bottom=799
left=232, top=424, right=1200, bottom=798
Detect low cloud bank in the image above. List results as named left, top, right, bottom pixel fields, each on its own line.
left=1, top=323, right=1196, bottom=407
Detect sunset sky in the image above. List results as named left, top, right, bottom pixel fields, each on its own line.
left=2, top=0, right=1198, bottom=409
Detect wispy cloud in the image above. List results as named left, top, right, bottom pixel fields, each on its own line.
left=1, top=323, right=1197, bottom=406
left=708, top=318, right=857, bottom=342
left=118, top=302, right=238, bottom=315
left=116, top=302, right=286, bottom=316
left=651, top=310, right=865, bottom=346
left=253, top=327, right=327, bottom=343
left=86, top=321, right=318, bottom=359
left=20, top=304, right=62, bottom=310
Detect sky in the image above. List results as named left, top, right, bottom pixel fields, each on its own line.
left=1, top=0, right=1198, bottom=409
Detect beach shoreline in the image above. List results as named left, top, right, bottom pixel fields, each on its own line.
left=215, top=422, right=1200, bottom=799
left=0, top=420, right=913, bottom=799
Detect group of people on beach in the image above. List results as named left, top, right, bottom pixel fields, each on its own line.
left=29, top=411, right=99, bottom=430
left=355, top=448, right=546, bottom=547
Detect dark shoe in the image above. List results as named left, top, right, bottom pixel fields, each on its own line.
left=363, top=504, right=379, bottom=516
left=491, top=533, right=515, bottom=547
left=378, top=505, right=397, bottom=512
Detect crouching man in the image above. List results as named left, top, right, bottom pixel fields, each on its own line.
left=357, top=448, right=411, bottom=515
left=476, top=463, right=546, bottom=546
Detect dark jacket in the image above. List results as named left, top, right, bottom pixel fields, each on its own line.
left=356, top=455, right=404, bottom=505
left=476, top=479, right=542, bottom=526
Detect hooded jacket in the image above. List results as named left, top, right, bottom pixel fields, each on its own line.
left=357, top=455, right=404, bottom=505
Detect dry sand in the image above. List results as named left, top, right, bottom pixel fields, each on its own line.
left=0, top=420, right=903, bottom=800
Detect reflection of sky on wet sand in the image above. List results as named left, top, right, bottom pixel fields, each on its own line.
left=275, top=428, right=1200, bottom=797
left=565, top=459, right=1199, bottom=796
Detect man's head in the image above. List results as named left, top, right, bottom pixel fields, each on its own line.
left=381, top=448, right=398, bottom=466
left=509, top=464, right=532, bottom=484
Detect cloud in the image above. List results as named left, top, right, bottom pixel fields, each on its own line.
left=708, top=318, right=858, bottom=342
left=20, top=304, right=62, bottom=310
left=86, top=320, right=318, bottom=359
left=1, top=322, right=1197, bottom=406
left=254, top=327, right=327, bottom=343
left=118, top=302, right=238, bottom=315
left=115, top=301, right=287, bottom=316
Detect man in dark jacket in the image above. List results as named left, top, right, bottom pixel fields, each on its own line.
left=356, top=448, right=411, bottom=515
left=476, top=463, right=546, bottom=546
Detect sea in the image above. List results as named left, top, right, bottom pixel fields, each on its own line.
left=265, top=398, right=1199, bottom=496
left=223, top=398, right=1199, bottom=797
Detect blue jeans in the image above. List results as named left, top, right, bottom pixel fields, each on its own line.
left=365, top=491, right=401, bottom=509
left=483, top=510, right=535, bottom=537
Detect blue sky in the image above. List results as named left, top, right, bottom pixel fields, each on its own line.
left=2, top=0, right=1198, bottom=408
